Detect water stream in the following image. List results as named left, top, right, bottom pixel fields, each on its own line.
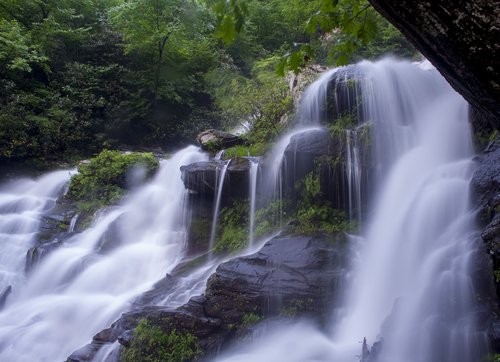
left=248, top=159, right=259, bottom=247
left=215, top=58, right=489, bottom=361
left=0, top=146, right=207, bottom=361
left=0, top=170, right=74, bottom=294
left=0, top=57, right=490, bottom=362
left=208, top=160, right=230, bottom=254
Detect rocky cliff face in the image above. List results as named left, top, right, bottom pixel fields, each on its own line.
left=68, top=234, right=348, bottom=361
left=368, top=0, right=500, bottom=129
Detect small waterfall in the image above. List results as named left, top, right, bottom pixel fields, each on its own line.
left=0, top=170, right=73, bottom=293
left=0, top=146, right=207, bottom=362
left=208, top=160, right=230, bottom=253
left=298, top=68, right=338, bottom=124
left=345, top=129, right=362, bottom=221
left=248, top=159, right=259, bottom=247
left=68, top=213, right=79, bottom=233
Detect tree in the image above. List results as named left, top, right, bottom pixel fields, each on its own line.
left=110, top=0, right=185, bottom=100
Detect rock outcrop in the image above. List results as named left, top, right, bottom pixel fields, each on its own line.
left=368, top=0, right=500, bottom=129
left=68, top=233, right=347, bottom=361
left=180, top=157, right=254, bottom=201
left=196, top=129, right=245, bottom=152
left=283, top=127, right=372, bottom=216
left=471, top=139, right=500, bottom=351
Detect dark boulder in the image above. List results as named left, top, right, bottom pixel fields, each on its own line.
left=472, top=139, right=500, bottom=254
left=205, top=233, right=348, bottom=324
left=282, top=127, right=372, bottom=217
left=197, top=129, right=245, bottom=152
left=27, top=196, right=79, bottom=272
left=180, top=157, right=254, bottom=201
left=471, top=138, right=500, bottom=351
left=68, top=233, right=348, bottom=361
left=368, top=0, right=500, bottom=129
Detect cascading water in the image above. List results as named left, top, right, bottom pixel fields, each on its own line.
left=215, top=58, right=489, bottom=362
left=209, top=160, right=230, bottom=254
left=0, top=146, right=207, bottom=361
left=0, top=170, right=74, bottom=295
left=345, top=129, right=362, bottom=221
left=248, top=159, right=259, bottom=247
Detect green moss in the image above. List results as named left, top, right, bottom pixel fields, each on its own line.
left=121, top=319, right=200, bottom=362
left=280, top=298, right=314, bottom=317
left=290, top=171, right=356, bottom=234
left=215, top=200, right=249, bottom=253
left=328, top=110, right=358, bottom=136
left=222, top=143, right=268, bottom=159
left=475, top=129, right=499, bottom=150
left=254, top=199, right=290, bottom=238
left=67, top=150, right=159, bottom=214
left=494, top=269, right=500, bottom=283
left=241, top=313, right=261, bottom=326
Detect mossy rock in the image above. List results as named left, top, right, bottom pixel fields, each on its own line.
left=67, top=150, right=159, bottom=214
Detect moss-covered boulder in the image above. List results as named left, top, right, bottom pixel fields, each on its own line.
left=196, top=129, right=245, bottom=152
left=67, top=150, right=159, bottom=214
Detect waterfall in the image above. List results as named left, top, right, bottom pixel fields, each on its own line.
left=208, top=160, right=230, bottom=253
left=0, top=170, right=73, bottom=294
left=215, top=58, right=489, bottom=361
left=345, top=129, right=362, bottom=221
left=248, top=159, right=259, bottom=247
left=0, top=146, right=207, bottom=361
left=332, top=58, right=489, bottom=362
left=298, top=68, right=338, bottom=124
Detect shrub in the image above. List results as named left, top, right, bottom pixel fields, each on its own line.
left=215, top=200, right=249, bottom=253
left=67, top=150, right=159, bottom=213
left=121, top=319, right=200, bottom=362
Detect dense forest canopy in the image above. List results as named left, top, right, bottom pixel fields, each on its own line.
left=0, top=0, right=415, bottom=165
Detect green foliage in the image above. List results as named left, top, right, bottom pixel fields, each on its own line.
left=215, top=200, right=249, bottom=253
left=292, top=171, right=356, bottom=234
left=280, top=298, right=314, bottom=317
left=489, top=354, right=500, bottom=362
left=210, top=0, right=417, bottom=75
left=241, top=312, right=261, bottom=326
left=254, top=199, right=290, bottom=237
left=207, top=55, right=293, bottom=144
left=67, top=150, right=159, bottom=213
left=121, top=319, right=200, bottom=362
left=494, top=269, right=500, bottom=284
left=0, top=19, right=48, bottom=74
left=328, top=110, right=358, bottom=135
left=0, top=0, right=416, bottom=163
left=223, top=143, right=267, bottom=159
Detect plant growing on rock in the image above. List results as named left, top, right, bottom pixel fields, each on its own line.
left=121, top=319, right=200, bottom=362
left=67, top=150, right=159, bottom=214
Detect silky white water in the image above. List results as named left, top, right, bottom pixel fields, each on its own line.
left=0, top=146, right=207, bottom=361
left=209, top=160, right=230, bottom=254
left=248, top=159, right=259, bottom=247
left=215, top=58, right=488, bottom=361
left=0, top=170, right=74, bottom=294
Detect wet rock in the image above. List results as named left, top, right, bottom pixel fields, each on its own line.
left=205, top=233, right=347, bottom=324
left=471, top=138, right=500, bottom=351
left=27, top=195, right=80, bottom=271
left=69, top=234, right=348, bottom=360
left=180, top=157, right=254, bottom=200
left=196, top=129, right=245, bottom=152
left=282, top=127, right=372, bottom=217
left=368, top=0, right=500, bottom=128
left=26, top=238, right=64, bottom=272
left=0, top=285, right=12, bottom=309
left=472, top=139, right=500, bottom=254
